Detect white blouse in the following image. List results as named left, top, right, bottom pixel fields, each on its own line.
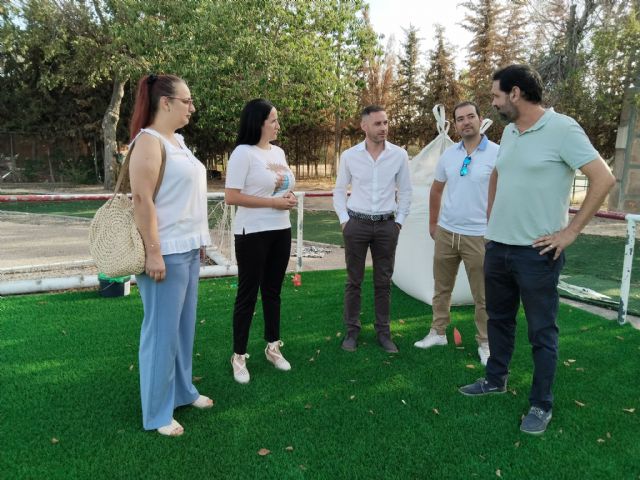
left=133, top=128, right=211, bottom=255
left=225, top=144, right=296, bottom=235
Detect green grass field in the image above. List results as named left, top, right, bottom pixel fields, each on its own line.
left=1, top=270, right=639, bottom=479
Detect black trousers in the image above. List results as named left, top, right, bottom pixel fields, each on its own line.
left=232, top=228, right=291, bottom=354
left=484, top=241, right=565, bottom=411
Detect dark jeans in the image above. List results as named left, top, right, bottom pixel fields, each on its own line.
left=232, top=228, right=291, bottom=354
left=484, top=241, right=565, bottom=412
left=342, top=217, right=400, bottom=337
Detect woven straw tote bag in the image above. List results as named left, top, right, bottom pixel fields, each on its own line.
left=89, top=140, right=166, bottom=277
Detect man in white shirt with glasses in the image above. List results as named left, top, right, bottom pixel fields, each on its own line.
left=333, top=105, right=412, bottom=353
left=414, top=101, right=498, bottom=366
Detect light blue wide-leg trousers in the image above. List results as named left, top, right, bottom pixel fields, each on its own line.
left=137, top=248, right=201, bottom=430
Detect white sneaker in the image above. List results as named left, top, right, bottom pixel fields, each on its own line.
left=265, top=340, right=291, bottom=371
left=414, top=329, right=448, bottom=349
left=231, top=353, right=250, bottom=384
left=478, top=343, right=490, bottom=366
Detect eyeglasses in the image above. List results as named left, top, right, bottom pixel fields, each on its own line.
left=168, top=96, right=194, bottom=106
left=460, top=155, right=471, bottom=176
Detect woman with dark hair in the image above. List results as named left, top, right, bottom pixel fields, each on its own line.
left=225, top=98, right=297, bottom=384
left=129, top=74, right=213, bottom=436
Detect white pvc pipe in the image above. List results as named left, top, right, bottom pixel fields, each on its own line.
left=0, top=265, right=238, bottom=295
left=0, top=259, right=94, bottom=274
left=618, top=214, right=640, bottom=325
left=296, top=193, right=304, bottom=273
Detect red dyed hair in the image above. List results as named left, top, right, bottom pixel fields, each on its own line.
left=128, top=74, right=184, bottom=141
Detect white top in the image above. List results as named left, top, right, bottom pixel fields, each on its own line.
left=333, top=140, right=412, bottom=225
left=133, top=128, right=211, bottom=255
left=434, top=135, right=498, bottom=236
left=225, top=144, right=296, bottom=235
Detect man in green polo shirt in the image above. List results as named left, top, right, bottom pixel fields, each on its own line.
left=459, top=64, right=615, bottom=435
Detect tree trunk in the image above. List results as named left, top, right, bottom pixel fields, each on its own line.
left=333, top=112, right=342, bottom=178
left=102, top=76, right=126, bottom=190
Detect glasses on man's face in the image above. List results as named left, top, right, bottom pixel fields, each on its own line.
left=168, top=96, right=194, bottom=106
left=460, top=155, right=472, bottom=176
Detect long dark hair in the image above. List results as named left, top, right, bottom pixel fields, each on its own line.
left=235, top=98, right=275, bottom=146
left=129, top=74, right=184, bottom=141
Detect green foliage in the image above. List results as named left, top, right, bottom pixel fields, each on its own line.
left=0, top=0, right=635, bottom=171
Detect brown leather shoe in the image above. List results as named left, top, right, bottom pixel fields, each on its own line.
left=341, top=335, right=357, bottom=352
left=378, top=335, right=398, bottom=353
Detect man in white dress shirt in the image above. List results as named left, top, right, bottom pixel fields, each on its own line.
left=333, top=105, right=412, bottom=353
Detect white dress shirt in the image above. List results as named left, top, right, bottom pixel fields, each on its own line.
left=333, top=140, right=412, bottom=225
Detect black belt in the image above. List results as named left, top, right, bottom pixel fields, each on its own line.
left=348, top=209, right=395, bottom=222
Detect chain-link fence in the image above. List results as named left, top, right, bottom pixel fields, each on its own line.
left=0, top=131, right=102, bottom=184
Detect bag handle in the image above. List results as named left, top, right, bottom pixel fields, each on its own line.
left=111, top=136, right=167, bottom=202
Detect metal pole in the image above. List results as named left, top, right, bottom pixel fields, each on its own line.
left=618, top=214, right=639, bottom=325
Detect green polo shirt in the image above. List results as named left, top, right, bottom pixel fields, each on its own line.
left=486, top=109, right=599, bottom=246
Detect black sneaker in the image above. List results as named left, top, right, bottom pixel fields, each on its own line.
left=520, top=407, right=552, bottom=435
left=459, top=378, right=507, bottom=396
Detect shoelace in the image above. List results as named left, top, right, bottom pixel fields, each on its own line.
left=529, top=407, right=547, bottom=419
left=267, top=341, right=285, bottom=360
left=232, top=353, right=250, bottom=372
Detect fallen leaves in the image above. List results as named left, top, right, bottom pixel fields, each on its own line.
left=398, top=319, right=406, bottom=325
left=401, top=399, right=407, bottom=405
left=349, top=395, right=356, bottom=400
left=432, top=408, right=440, bottom=415
left=623, top=408, right=636, bottom=413
left=496, top=469, right=502, bottom=477
left=336, top=332, right=342, bottom=338
left=192, top=376, right=203, bottom=383
left=574, top=400, right=586, bottom=407
left=258, top=448, right=271, bottom=456
left=465, top=364, right=476, bottom=369
left=285, top=446, right=294, bottom=452
left=616, top=336, right=624, bottom=341
left=128, top=364, right=134, bottom=371
left=50, top=437, right=59, bottom=445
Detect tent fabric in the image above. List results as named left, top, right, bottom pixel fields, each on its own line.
left=392, top=105, right=492, bottom=305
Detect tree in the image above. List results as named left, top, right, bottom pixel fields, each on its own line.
left=420, top=25, right=461, bottom=143
left=392, top=24, right=423, bottom=148
left=496, top=0, right=530, bottom=67
left=460, top=0, right=505, bottom=116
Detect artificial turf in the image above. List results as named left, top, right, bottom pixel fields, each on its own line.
left=1, top=269, right=639, bottom=479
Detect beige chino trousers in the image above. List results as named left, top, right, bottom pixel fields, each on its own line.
left=431, top=226, right=488, bottom=345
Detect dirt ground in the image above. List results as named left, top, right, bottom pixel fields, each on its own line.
left=0, top=179, right=632, bottom=271
left=0, top=180, right=350, bottom=280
